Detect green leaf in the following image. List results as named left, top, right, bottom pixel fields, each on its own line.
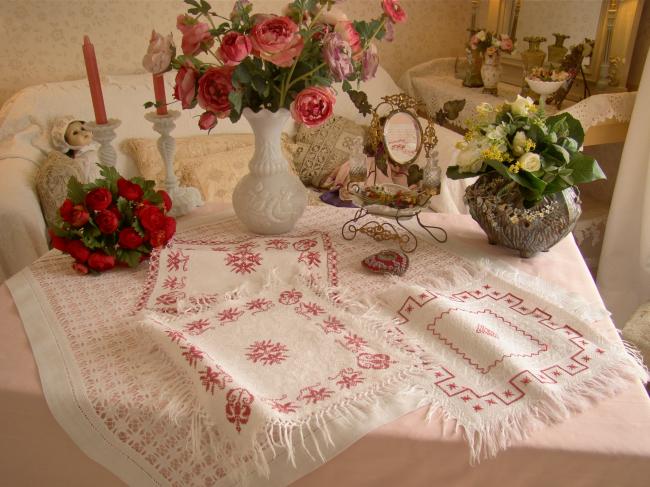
left=347, top=89, right=372, bottom=116
left=98, top=164, right=120, bottom=193
left=67, top=176, right=86, bottom=204
left=341, top=80, right=352, bottom=92
left=228, top=90, right=243, bottom=115
left=546, top=113, right=584, bottom=146
left=116, top=197, right=133, bottom=221
left=567, top=152, right=606, bottom=185
left=544, top=175, right=573, bottom=194
left=132, top=218, right=145, bottom=237
left=81, top=226, right=102, bottom=249
left=446, top=165, right=483, bottom=179
left=116, top=249, right=142, bottom=268
left=551, top=144, right=570, bottom=163
left=486, top=159, right=545, bottom=197
left=252, top=76, right=270, bottom=97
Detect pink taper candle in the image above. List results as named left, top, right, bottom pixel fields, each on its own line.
left=82, top=35, right=108, bottom=125
left=152, top=73, right=168, bottom=116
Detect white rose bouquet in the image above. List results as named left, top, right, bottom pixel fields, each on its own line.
left=447, top=96, right=605, bottom=205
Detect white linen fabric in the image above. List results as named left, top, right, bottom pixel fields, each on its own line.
left=597, top=50, right=650, bottom=327
left=7, top=207, right=646, bottom=487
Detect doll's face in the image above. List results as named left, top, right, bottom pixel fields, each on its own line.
left=64, top=121, right=92, bottom=147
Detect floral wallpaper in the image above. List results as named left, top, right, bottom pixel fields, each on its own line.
left=0, top=0, right=475, bottom=107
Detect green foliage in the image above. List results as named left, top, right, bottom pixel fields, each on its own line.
left=116, top=249, right=142, bottom=268
left=67, top=176, right=86, bottom=204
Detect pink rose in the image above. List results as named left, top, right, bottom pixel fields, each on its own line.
left=142, top=30, right=175, bottom=74
left=218, top=31, right=252, bottom=65
left=197, top=66, right=235, bottom=117
left=334, top=21, right=362, bottom=56
left=181, top=21, right=214, bottom=56
left=500, top=35, right=514, bottom=52
left=382, top=0, right=407, bottom=24
left=173, top=62, right=198, bottom=109
left=384, top=19, right=395, bottom=42
left=322, top=33, right=354, bottom=82
left=176, top=14, right=194, bottom=34
left=198, top=111, right=218, bottom=131
left=250, top=16, right=304, bottom=67
left=290, top=86, right=336, bottom=127
left=361, top=43, right=379, bottom=81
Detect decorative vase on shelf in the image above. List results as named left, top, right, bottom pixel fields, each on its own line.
left=232, top=108, right=307, bottom=235
left=464, top=173, right=582, bottom=258
left=548, top=33, right=570, bottom=67
left=520, top=36, right=547, bottom=95
left=480, top=48, right=501, bottom=95
left=463, top=48, right=484, bottom=87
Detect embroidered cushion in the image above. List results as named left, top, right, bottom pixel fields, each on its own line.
left=287, top=116, right=368, bottom=189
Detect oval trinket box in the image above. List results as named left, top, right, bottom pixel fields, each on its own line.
left=362, top=250, right=409, bottom=276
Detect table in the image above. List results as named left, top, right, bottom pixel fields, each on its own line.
left=1, top=204, right=649, bottom=487
left=399, top=58, right=564, bottom=131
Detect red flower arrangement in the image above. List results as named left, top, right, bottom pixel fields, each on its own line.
left=49, top=165, right=176, bottom=274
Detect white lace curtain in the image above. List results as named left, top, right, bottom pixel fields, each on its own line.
left=597, top=49, right=650, bottom=327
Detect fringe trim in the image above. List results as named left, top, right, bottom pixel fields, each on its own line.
left=134, top=269, right=425, bottom=486
left=416, top=348, right=648, bottom=463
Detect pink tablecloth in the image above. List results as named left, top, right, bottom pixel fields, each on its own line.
left=1, top=209, right=649, bottom=487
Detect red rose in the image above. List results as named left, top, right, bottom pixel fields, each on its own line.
left=117, top=178, right=143, bottom=201
left=173, top=62, right=199, bottom=109
left=119, top=227, right=144, bottom=250
left=290, top=86, right=336, bottom=127
left=197, top=66, right=235, bottom=118
left=198, top=111, right=218, bottom=131
left=66, top=239, right=91, bottom=262
left=95, top=209, right=119, bottom=234
left=163, top=216, right=176, bottom=242
left=137, top=204, right=165, bottom=231
left=250, top=16, right=304, bottom=67
left=150, top=229, right=167, bottom=248
left=218, top=31, right=252, bottom=65
left=158, top=190, right=173, bottom=212
left=181, top=21, right=214, bottom=56
left=59, top=199, right=74, bottom=222
left=87, top=251, right=116, bottom=272
left=70, top=205, right=90, bottom=227
left=48, top=229, right=68, bottom=251
left=382, top=0, right=407, bottom=23
left=72, top=262, right=89, bottom=274
left=85, top=187, right=112, bottom=211
left=107, top=205, right=121, bottom=220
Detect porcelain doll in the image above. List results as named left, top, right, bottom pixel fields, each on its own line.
left=36, top=116, right=100, bottom=229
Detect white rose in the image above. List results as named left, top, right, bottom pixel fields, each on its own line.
left=477, top=30, right=486, bottom=41
left=142, top=31, right=175, bottom=74
left=512, top=130, right=527, bottom=156
left=457, top=147, right=484, bottom=173
left=510, top=95, right=535, bottom=117
left=318, top=6, right=349, bottom=24
left=486, top=124, right=506, bottom=141
left=518, top=152, right=541, bottom=172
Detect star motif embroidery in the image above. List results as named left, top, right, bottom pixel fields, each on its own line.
left=486, top=398, right=497, bottom=405
left=568, top=363, right=578, bottom=369
left=434, top=371, right=444, bottom=378
left=483, top=285, right=491, bottom=289
left=461, top=395, right=471, bottom=402
left=405, top=305, right=414, bottom=313
left=521, top=376, right=531, bottom=385
left=473, top=404, right=483, bottom=412
left=596, top=348, right=605, bottom=354
left=552, top=370, right=561, bottom=377
left=447, top=382, right=457, bottom=390
left=582, top=355, right=591, bottom=362
left=503, top=390, right=514, bottom=397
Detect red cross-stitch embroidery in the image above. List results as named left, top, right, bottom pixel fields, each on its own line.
left=181, top=345, right=204, bottom=368
left=225, top=245, right=262, bottom=274
left=320, top=315, right=345, bottom=334
left=155, top=290, right=186, bottom=307
left=199, top=365, right=233, bottom=394
left=329, top=368, right=365, bottom=389
left=245, top=298, right=274, bottom=315
left=166, top=250, right=190, bottom=272
left=165, top=329, right=185, bottom=343
left=357, top=353, right=392, bottom=370
left=265, top=239, right=289, bottom=250
left=298, top=251, right=321, bottom=268
left=294, top=301, right=325, bottom=319
left=297, top=384, right=334, bottom=404
left=245, top=340, right=289, bottom=365
left=292, top=239, right=318, bottom=252
left=279, top=289, right=302, bottom=305
left=184, top=318, right=211, bottom=335
left=340, top=333, right=368, bottom=352
left=225, top=388, right=254, bottom=432
left=218, top=307, right=244, bottom=324
left=162, top=276, right=186, bottom=290
left=264, top=395, right=299, bottom=414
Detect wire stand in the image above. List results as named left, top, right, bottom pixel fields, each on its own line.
left=341, top=207, right=447, bottom=253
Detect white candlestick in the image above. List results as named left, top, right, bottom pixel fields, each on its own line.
left=145, top=110, right=203, bottom=217
left=86, top=119, right=120, bottom=167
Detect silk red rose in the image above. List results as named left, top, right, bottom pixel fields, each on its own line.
left=85, top=187, right=112, bottom=211
left=88, top=251, right=116, bottom=272
left=117, top=178, right=144, bottom=201
left=158, top=190, right=173, bottom=212
left=118, top=227, right=144, bottom=250
left=70, top=205, right=90, bottom=227
left=66, top=240, right=91, bottom=262
left=59, top=199, right=74, bottom=222
left=137, top=204, right=165, bottom=232
left=173, top=62, right=198, bottom=109
left=197, top=66, right=235, bottom=117
left=219, top=31, right=252, bottom=65
left=95, top=209, right=120, bottom=234
left=382, top=0, right=407, bottom=23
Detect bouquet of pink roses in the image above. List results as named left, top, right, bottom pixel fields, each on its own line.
left=468, top=30, right=513, bottom=54
left=143, top=0, right=407, bottom=130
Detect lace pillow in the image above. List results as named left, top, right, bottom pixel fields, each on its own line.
left=289, top=116, right=367, bottom=188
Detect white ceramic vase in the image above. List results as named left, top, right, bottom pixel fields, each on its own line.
left=232, top=108, right=307, bottom=234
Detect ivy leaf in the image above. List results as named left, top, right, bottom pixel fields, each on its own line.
left=347, top=89, right=372, bottom=116
left=567, top=152, right=606, bottom=185
left=546, top=113, right=584, bottom=146
left=67, top=176, right=86, bottom=204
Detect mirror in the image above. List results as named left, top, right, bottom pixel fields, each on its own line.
left=383, top=111, right=423, bottom=166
